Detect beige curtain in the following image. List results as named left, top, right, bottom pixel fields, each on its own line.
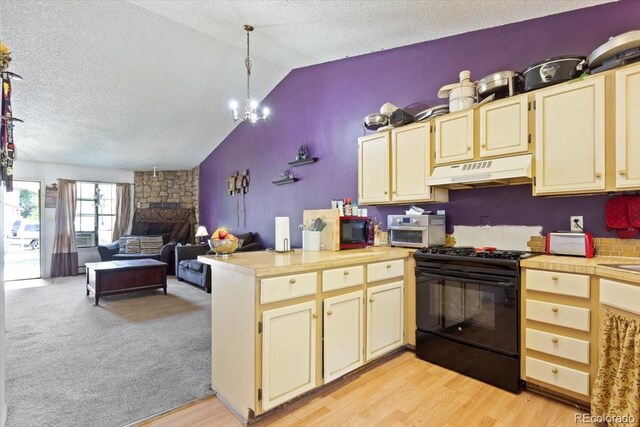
left=592, top=310, right=640, bottom=427
left=50, top=179, right=78, bottom=277
left=112, top=183, right=132, bottom=241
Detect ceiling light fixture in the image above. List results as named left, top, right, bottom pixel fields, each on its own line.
left=229, top=25, right=270, bottom=124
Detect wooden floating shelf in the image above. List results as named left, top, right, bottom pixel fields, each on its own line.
left=272, top=177, right=298, bottom=185
left=288, top=157, right=318, bottom=167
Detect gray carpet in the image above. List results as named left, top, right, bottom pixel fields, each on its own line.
left=4, top=276, right=212, bottom=427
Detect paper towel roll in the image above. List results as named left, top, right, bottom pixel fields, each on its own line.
left=275, top=217, right=290, bottom=252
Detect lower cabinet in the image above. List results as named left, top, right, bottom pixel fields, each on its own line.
left=262, top=301, right=317, bottom=410
left=522, top=268, right=594, bottom=403
left=366, top=281, right=404, bottom=361
left=323, top=290, right=364, bottom=382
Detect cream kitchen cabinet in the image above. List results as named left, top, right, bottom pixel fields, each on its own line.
left=366, top=280, right=404, bottom=361
left=521, top=267, right=597, bottom=405
left=202, top=248, right=410, bottom=424
left=359, top=125, right=447, bottom=205
left=323, top=290, right=364, bottom=383
left=434, top=109, right=474, bottom=165
left=615, top=64, right=640, bottom=188
left=261, top=300, right=317, bottom=410
left=533, top=75, right=606, bottom=195
left=479, top=94, right=530, bottom=158
left=391, top=123, right=433, bottom=202
left=358, top=132, right=391, bottom=204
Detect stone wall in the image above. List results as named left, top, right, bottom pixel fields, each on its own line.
left=134, top=166, right=200, bottom=222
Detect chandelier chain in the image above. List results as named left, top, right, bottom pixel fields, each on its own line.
left=245, top=30, right=251, bottom=101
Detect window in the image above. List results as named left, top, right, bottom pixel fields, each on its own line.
left=75, top=182, right=117, bottom=247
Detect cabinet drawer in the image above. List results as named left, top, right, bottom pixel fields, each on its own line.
left=601, top=278, right=640, bottom=315
left=367, top=259, right=404, bottom=283
left=261, top=272, right=317, bottom=304
left=525, top=328, right=589, bottom=364
left=525, top=269, right=590, bottom=298
left=526, top=356, right=589, bottom=396
left=526, top=299, right=590, bottom=332
left=322, top=265, right=364, bottom=292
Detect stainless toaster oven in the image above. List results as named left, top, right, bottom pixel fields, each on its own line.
left=387, top=215, right=446, bottom=248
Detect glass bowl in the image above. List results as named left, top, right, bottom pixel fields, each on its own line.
left=208, top=238, right=240, bottom=257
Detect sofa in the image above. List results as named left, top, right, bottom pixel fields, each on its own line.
left=98, top=235, right=177, bottom=273
left=175, top=232, right=263, bottom=293
left=98, top=207, right=197, bottom=275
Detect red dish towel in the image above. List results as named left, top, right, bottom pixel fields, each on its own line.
left=605, top=195, right=638, bottom=238
left=629, top=196, right=640, bottom=227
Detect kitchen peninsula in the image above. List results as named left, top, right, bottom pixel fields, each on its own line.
left=199, top=247, right=414, bottom=424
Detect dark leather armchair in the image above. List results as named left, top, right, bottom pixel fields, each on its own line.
left=175, top=244, right=211, bottom=292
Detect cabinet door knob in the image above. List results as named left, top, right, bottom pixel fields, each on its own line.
left=551, top=337, right=558, bottom=343
left=480, top=144, right=486, bottom=148
left=551, top=367, right=558, bottom=374
left=327, top=310, right=333, bottom=316
left=595, top=172, right=602, bottom=178
left=386, top=264, right=392, bottom=269
left=551, top=307, right=558, bottom=313
left=551, top=276, right=559, bottom=280
left=343, top=270, right=350, bottom=276
left=619, top=169, right=627, bottom=176
left=369, top=297, right=375, bottom=303
left=289, top=278, right=296, bottom=284
left=312, top=313, right=318, bottom=319
left=384, top=191, right=388, bottom=195
left=467, top=146, right=471, bottom=152
left=392, top=190, right=396, bottom=194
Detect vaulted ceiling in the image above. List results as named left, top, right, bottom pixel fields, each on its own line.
left=0, top=0, right=611, bottom=171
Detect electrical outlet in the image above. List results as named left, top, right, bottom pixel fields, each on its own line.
left=570, top=216, right=584, bottom=232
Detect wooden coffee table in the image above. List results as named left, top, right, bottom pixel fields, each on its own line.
left=85, top=259, right=168, bottom=305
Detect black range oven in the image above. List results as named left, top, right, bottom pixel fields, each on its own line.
left=414, top=247, right=537, bottom=393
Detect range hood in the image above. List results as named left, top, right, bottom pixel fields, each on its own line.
left=427, top=154, right=533, bottom=189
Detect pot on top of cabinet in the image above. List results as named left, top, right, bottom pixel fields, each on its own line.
left=523, top=55, right=587, bottom=92
left=363, top=113, right=388, bottom=130
left=414, top=104, right=449, bottom=122
left=438, top=70, right=477, bottom=112
left=588, top=30, right=640, bottom=74
left=476, top=70, right=524, bottom=101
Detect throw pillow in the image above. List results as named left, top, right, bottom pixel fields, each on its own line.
left=118, top=236, right=141, bottom=254
left=139, top=235, right=164, bottom=254
left=123, top=236, right=141, bottom=254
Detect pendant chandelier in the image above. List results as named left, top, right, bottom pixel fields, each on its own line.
left=229, top=25, right=270, bottom=124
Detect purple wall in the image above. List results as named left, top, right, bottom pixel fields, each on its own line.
left=200, top=1, right=640, bottom=248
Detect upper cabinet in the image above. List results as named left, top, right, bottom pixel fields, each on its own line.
left=358, top=124, right=447, bottom=205
left=358, top=132, right=391, bottom=204
left=391, top=123, right=433, bottom=202
left=533, top=76, right=606, bottom=195
left=615, top=64, right=640, bottom=189
left=479, top=94, right=530, bottom=158
left=434, top=109, right=474, bottom=165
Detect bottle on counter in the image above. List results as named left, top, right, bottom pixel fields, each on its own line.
left=344, top=197, right=352, bottom=216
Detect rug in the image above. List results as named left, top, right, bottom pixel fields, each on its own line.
left=4, top=276, right=212, bottom=427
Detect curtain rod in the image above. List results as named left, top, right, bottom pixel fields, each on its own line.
left=57, top=179, right=134, bottom=185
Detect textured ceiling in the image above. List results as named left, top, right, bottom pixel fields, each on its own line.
left=0, top=0, right=612, bottom=171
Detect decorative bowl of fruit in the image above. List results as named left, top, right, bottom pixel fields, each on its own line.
left=208, top=227, right=241, bottom=257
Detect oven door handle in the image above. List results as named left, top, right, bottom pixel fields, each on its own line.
left=389, top=226, right=428, bottom=231
left=416, top=270, right=517, bottom=289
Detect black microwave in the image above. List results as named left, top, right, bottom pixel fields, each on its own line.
left=339, top=216, right=374, bottom=249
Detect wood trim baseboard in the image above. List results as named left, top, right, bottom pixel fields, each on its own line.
left=128, top=392, right=217, bottom=427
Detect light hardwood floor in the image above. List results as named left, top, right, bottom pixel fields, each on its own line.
left=142, top=351, right=593, bottom=427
